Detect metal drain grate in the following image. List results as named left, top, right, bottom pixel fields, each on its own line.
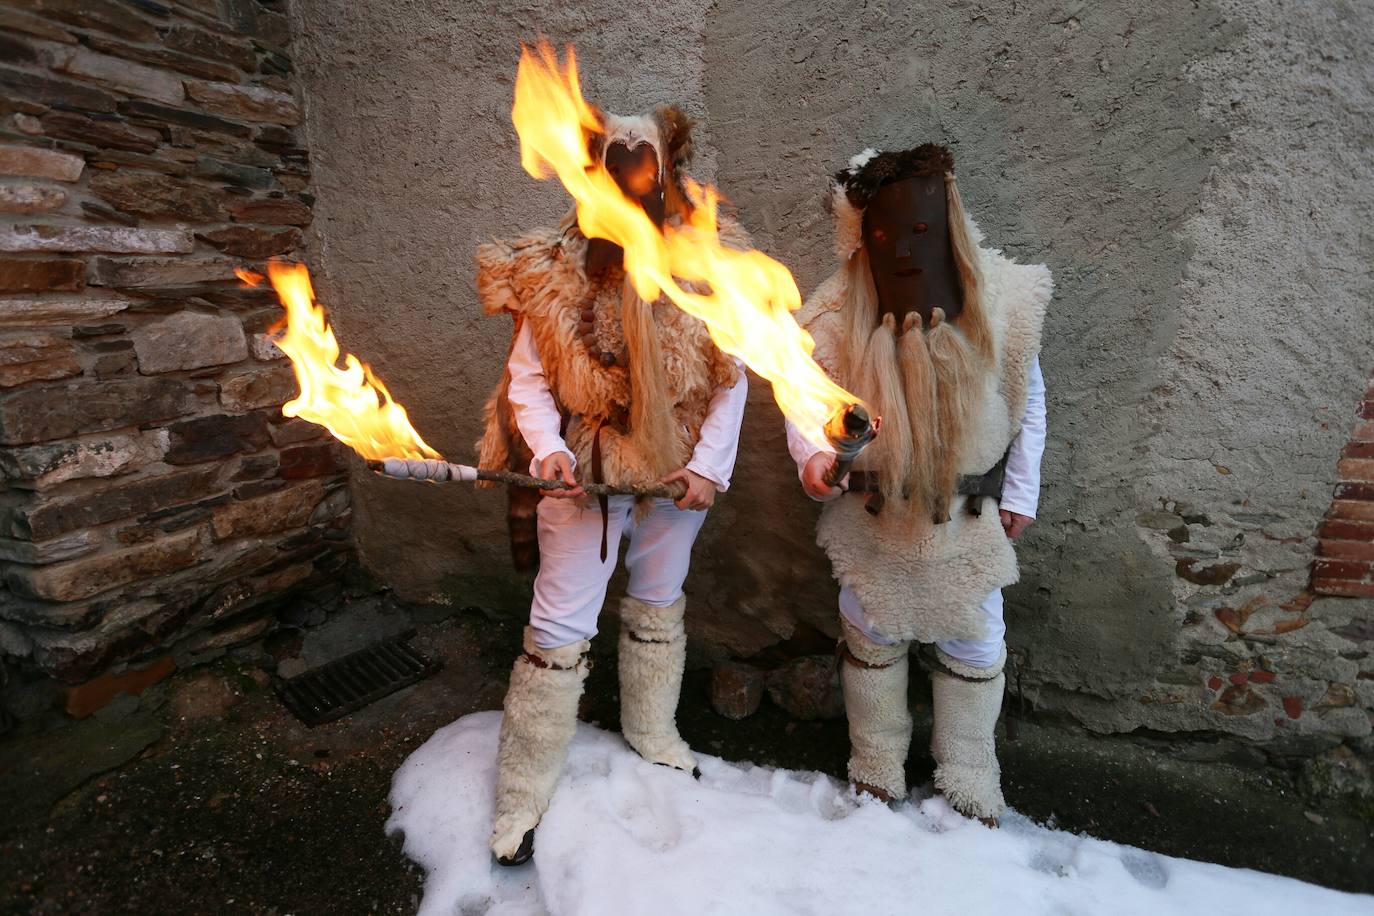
left=274, top=633, right=440, bottom=726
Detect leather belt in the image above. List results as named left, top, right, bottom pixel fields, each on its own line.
left=592, top=418, right=610, bottom=562
left=845, top=448, right=1009, bottom=521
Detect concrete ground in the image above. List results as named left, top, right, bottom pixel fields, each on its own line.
left=1, top=598, right=1371, bottom=915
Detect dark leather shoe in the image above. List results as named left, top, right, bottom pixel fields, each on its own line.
left=495, top=828, right=535, bottom=867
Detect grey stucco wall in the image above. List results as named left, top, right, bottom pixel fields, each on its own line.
left=289, top=1, right=1374, bottom=753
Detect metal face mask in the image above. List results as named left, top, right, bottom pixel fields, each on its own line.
left=861, top=173, right=962, bottom=327
left=604, top=140, right=665, bottom=226
left=586, top=138, right=665, bottom=277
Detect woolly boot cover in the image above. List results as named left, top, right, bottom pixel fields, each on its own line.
left=839, top=617, right=913, bottom=800
left=490, top=627, right=590, bottom=860
left=930, top=644, right=1007, bottom=821
left=617, top=595, right=696, bottom=772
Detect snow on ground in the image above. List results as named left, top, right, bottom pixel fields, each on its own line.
left=387, top=712, right=1372, bottom=916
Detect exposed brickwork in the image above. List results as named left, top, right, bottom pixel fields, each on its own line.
left=1134, top=374, right=1374, bottom=751
left=0, top=0, right=351, bottom=690
left=1314, top=376, right=1374, bottom=598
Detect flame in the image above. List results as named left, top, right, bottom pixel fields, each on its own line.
left=511, top=40, right=861, bottom=448
left=241, top=262, right=440, bottom=461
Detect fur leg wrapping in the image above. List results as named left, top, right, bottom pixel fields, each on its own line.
left=839, top=618, right=913, bottom=800
left=490, top=628, right=590, bottom=860
left=930, top=644, right=1007, bottom=821
left=617, top=595, right=696, bottom=772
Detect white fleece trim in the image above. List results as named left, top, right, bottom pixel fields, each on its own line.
left=490, top=627, right=590, bottom=859
left=830, top=182, right=864, bottom=260
left=934, top=643, right=1007, bottom=680
left=840, top=618, right=913, bottom=799
left=809, top=232, right=1052, bottom=644
left=930, top=669, right=1006, bottom=820
left=617, top=595, right=696, bottom=772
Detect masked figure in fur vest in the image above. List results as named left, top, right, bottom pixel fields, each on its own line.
left=475, top=104, right=747, bottom=866
left=786, top=144, right=1050, bottom=825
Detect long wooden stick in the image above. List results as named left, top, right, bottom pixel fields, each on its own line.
left=365, top=458, right=684, bottom=499
left=473, top=467, right=683, bottom=499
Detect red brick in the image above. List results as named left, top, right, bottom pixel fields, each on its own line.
left=1177, top=559, right=1240, bottom=586
left=1250, top=670, right=1276, bottom=684
left=1313, top=558, right=1372, bottom=580
left=1318, top=539, right=1374, bottom=561
left=1344, top=442, right=1374, bottom=460
left=65, top=656, right=175, bottom=719
left=1338, top=458, right=1374, bottom=482
left=1214, top=607, right=1242, bottom=633
left=1229, top=672, right=1248, bottom=685
left=1335, top=482, right=1374, bottom=502
left=1206, top=675, right=1222, bottom=691
left=1314, top=580, right=1374, bottom=599
left=1273, top=616, right=1309, bottom=635
left=1318, top=518, right=1374, bottom=541
left=1282, top=696, right=1303, bottom=719
left=1212, top=684, right=1267, bottom=716
left=1361, top=401, right=1374, bottom=420
left=1353, top=420, right=1374, bottom=443
left=1330, top=500, right=1374, bottom=522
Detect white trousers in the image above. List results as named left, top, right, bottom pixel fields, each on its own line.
left=529, top=495, right=707, bottom=649
left=839, top=585, right=1006, bottom=669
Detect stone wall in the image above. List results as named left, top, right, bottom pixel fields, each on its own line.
left=290, top=0, right=1372, bottom=772
left=0, top=0, right=350, bottom=701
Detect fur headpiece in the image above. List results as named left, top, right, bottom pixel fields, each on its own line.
left=828, top=143, right=956, bottom=259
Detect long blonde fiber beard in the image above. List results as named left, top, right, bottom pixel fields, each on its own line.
left=620, top=277, right=688, bottom=479
left=838, top=183, right=992, bottom=529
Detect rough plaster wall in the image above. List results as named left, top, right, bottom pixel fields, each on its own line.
left=1071, top=0, right=1374, bottom=745
left=287, top=0, right=715, bottom=612
left=289, top=0, right=1374, bottom=744
left=706, top=0, right=1374, bottom=744
left=704, top=0, right=1224, bottom=678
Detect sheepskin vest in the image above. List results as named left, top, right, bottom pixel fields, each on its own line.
left=803, top=232, right=1051, bottom=643
left=475, top=219, right=740, bottom=492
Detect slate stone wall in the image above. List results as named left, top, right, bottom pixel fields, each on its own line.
left=0, top=0, right=349, bottom=699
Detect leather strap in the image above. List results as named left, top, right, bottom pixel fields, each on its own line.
left=592, top=418, right=609, bottom=563
left=521, top=651, right=582, bottom=671
left=846, top=447, right=1011, bottom=521
left=956, top=448, right=1009, bottom=518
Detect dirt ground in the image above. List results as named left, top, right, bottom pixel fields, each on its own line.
left=1, top=599, right=1371, bottom=915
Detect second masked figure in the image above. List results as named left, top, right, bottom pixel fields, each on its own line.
left=788, top=144, right=1050, bottom=824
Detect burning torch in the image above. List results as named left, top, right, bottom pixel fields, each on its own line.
left=821, top=403, right=879, bottom=489
left=249, top=43, right=882, bottom=505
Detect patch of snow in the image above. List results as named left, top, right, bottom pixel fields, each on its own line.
left=388, top=713, right=1371, bottom=916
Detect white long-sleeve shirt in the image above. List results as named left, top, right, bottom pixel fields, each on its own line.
left=506, top=320, right=749, bottom=491
left=785, top=356, right=1047, bottom=517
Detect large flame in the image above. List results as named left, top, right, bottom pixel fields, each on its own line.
left=512, top=40, right=861, bottom=448
left=241, top=262, right=440, bottom=461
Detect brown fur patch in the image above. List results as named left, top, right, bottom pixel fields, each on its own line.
left=836, top=144, right=956, bottom=210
